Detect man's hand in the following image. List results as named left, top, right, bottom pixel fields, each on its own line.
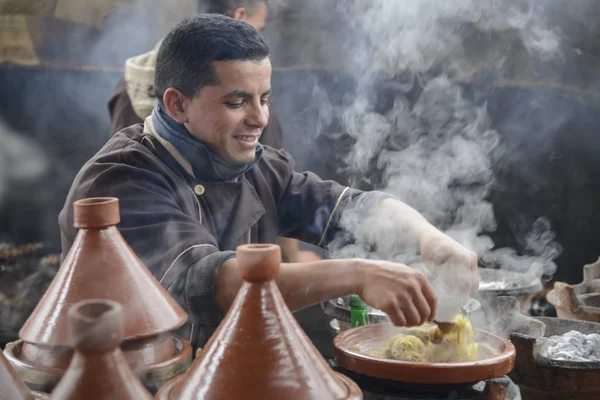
left=419, top=228, right=479, bottom=297
left=372, top=197, right=479, bottom=298
left=358, top=260, right=437, bottom=327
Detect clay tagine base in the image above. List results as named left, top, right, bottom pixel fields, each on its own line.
left=510, top=316, right=600, bottom=400
left=4, top=335, right=192, bottom=394
left=8, top=198, right=192, bottom=393
left=49, top=299, right=154, bottom=400
left=157, top=371, right=362, bottom=400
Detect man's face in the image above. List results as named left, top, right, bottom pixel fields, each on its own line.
left=238, top=2, right=268, bottom=32
left=183, top=58, right=272, bottom=166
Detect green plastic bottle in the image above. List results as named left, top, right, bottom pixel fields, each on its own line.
left=349, top=295, right=370, bottom=328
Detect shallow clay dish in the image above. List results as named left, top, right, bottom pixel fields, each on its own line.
left=334, top=323, right=515, bottom=384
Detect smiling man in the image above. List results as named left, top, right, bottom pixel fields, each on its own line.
left=59, top=14, right=479, bottom=349
left=108, top=0, right=320, bottom=264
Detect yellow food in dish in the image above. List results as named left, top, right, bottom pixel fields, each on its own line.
left=364, top=314, right=483, bottom=363
left=386, top=334, right=427, bottom=362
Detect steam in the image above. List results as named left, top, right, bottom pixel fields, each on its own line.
left=0, top=2, right=184, bottom=343
left=340, top=0, right=561, bottom=79
left=0, top=117, right=48, bottom=207
left=290, top=0, right=568, bottom=280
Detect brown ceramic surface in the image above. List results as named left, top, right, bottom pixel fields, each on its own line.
left=3, top=341, right=64, bottom=392
left=16, top=333, right=180, bottom=371
left=5, top=334, right=193, bottom=394
left=73, top=197, right=120, bottom=228
left=0, top=345, right=35, bottom=400
left=120, top=333, right=177, bottom=370
left=154, top=374, right=184, bottom=400
left=19, top=197, right=187, bottom=346
left=50, top=299, right=153, bottom=400
left=161, top=244, right=362, bottom=400
left=135, top=335, right=193, bottom=394
left=156, top=371, right=363, bottom=400
left=334, top=323, right=515, bottom=385
left=510, top=316, right=600, bottom=400
left=547, top=257, right=600, bottom=322
left=19, top=343, right=72, bottom=369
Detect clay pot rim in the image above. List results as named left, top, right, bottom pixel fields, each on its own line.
left=3, top=341, right=67, bottom=375
left=333, top=371, right=363, bottom=399
left=74, top=198, right=118, bottom=206
left=529, top=316, right=600, bottom=370
left=334, top=323, right=516, bottom=384
left=154, top=373, right=183, bottom=399
left=241, top=244, right=276, bottom=251
left=535, top=337, right=600, bottom=370
left=154, top=358, right=362, bottom=400
left=68, top=299, right=122, bottom=323
left=133, top=334, right=193, bottom=375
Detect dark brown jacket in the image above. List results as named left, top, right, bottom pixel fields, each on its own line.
left=58, top=123, right=358, bottom=348
left=108, top=78, right=284, bottom=150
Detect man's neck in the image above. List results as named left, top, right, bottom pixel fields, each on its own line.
left=150, top=106, right=263, bottom=182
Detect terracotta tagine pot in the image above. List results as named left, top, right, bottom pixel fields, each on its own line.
left=50, top=299, right=153, bottom=400
left=547, top=257, right=600, bottom=322
left=3, top=198, right=192, bottom=393
left=333, top=323, right=515, bottom=385
left=156, top=243, right=362, bottom=400
left=510, top=316, right=600, bottom=400
left=0, top=346, right=49, bottom=400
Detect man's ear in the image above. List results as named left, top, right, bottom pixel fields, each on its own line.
left=162, top=88, right=189, bottom=124
left=231, top=7, right=247, bottom=21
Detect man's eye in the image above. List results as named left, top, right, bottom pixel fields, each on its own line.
left=225, top=102, right=243, bottom=109
left=261, top=98, right=270, bottom=106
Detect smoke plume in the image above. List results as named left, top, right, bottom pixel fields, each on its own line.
left=269, top=0, right=568, bottom=280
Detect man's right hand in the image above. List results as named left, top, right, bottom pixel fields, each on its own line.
left=357, top=261, right=437, bottom=327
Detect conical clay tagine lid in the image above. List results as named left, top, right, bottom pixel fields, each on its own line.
left=20, top=197, right=187, bottom=345
left=50, top=299, right=154, bottom=399
left=156, top=243, right=362, bottom=400
left=0, top=348, right=35, bottom=400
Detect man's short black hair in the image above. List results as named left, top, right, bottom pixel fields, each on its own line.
left=154, top=14, right=269, bottom=107
left=202, top=0, right=265, bottom=15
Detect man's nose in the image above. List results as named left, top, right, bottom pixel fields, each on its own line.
left=247, top=103, right=269, bottom=128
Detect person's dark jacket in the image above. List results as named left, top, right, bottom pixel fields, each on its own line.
left=58, top=122, right=358, bottom=348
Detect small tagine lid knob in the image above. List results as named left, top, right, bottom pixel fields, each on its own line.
left=237, top=244, right=281, bottom=282
left=74, top=197, right=120, bottom=229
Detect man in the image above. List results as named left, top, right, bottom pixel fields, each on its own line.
left=107, top=0, right=318, bottom=263
left=108, top=0, right=276, bottom=144
left=60, top=15, right=479, bottom=349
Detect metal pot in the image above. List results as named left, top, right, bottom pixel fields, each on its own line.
left=476, top=268, right=543, bottom=318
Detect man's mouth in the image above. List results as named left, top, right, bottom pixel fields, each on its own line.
left=235, top=135, right=259, bottom=143
left=233, top=134, right=260, bottom=149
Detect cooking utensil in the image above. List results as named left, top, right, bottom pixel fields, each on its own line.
left=433, top=296, right=468, bottom=333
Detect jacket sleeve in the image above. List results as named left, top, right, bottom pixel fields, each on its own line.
left=64, top=155, right=232, bottom=347
left=262, top=149, right=363, bottom=248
